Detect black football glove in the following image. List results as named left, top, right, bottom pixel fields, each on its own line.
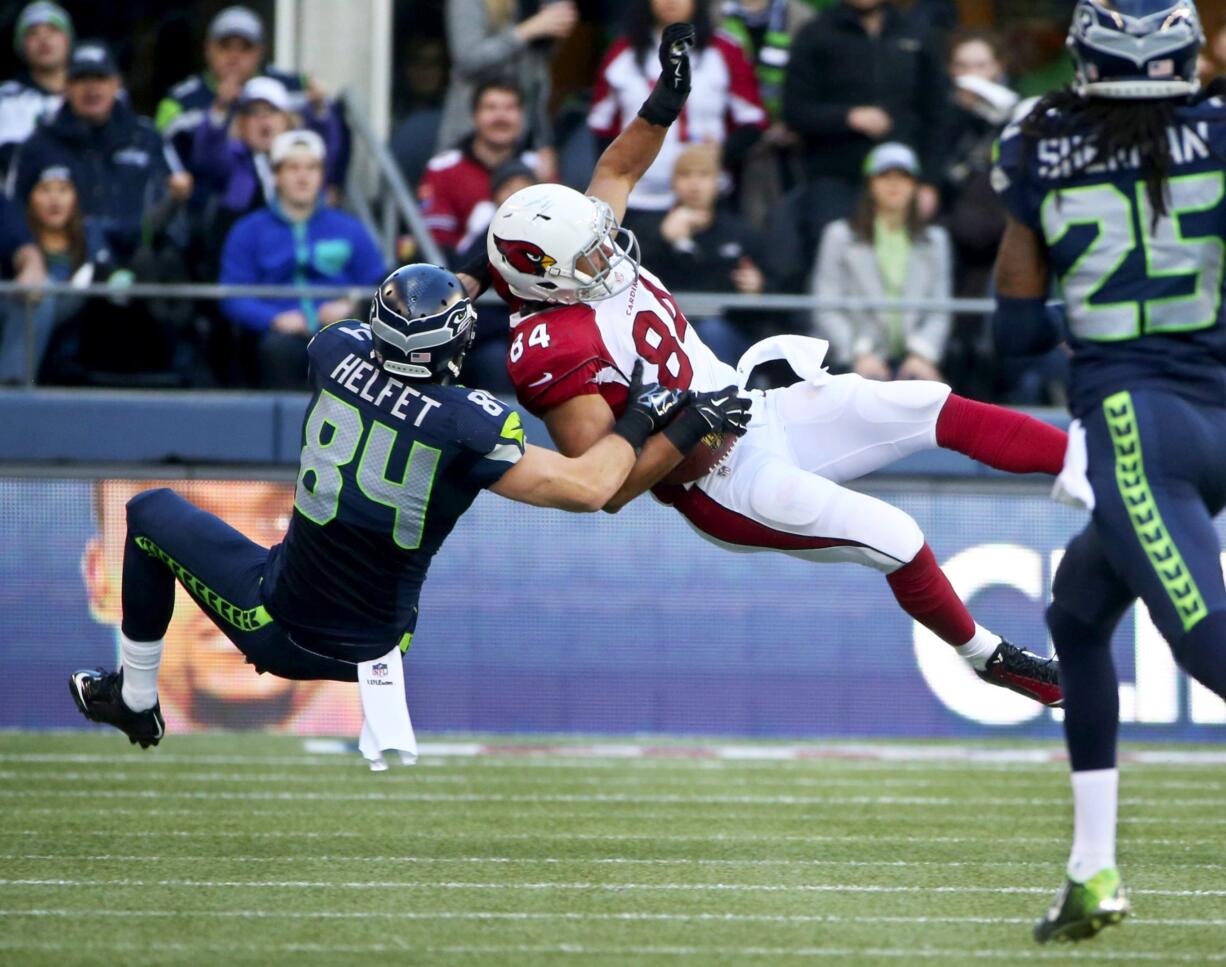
left=612, top=359, right=691, bottom=451
left=663, top=385, right=752, bottom=455
left=638, top=22, right=694, bottom=128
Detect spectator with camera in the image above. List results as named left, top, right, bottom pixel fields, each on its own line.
left=219, top=130, right=385, bottom=389
left=811, top=143, right=951, bottom=382
left=0, top=2, right=72, bottom=173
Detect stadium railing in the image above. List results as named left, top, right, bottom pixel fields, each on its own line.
left=0, top=279, right=997, bottom=388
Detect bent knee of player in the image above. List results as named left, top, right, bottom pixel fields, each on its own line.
left=747, top=462, right=825, bottom=529
left=882, top=509, right=925, bottom=571
left=125, top=487, right=178, bottom=534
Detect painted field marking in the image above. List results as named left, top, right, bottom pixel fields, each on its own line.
left=0, top=786, right=1220, bottom=810
left=0, top=939, right=1221, bottom=962
left=3, top=768, right=1220, bottom=794
left=8, top=853, right=1226, bottom=874
left=2, top=878, right=1224, bottom=897
left=1, top=908, right=1224, bottom=929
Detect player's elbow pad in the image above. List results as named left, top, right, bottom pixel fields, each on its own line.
left=993, top=297, right=1064, bottom=357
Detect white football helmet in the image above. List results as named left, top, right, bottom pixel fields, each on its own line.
left=486, top=183, right=640, bottom=304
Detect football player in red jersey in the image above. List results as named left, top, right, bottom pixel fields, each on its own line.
left=462, top=23, right=1069, bottom=707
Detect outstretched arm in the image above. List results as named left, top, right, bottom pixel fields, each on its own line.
left=490, top=438, right=637, bottom=512
left=586, top=23, right=694, bottom=224
left=545, top=395, right=686, bottom=512
left=492, top=362, right=689, bottom=512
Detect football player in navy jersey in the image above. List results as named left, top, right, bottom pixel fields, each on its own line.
left=992, top=0, right=1226, bottom=943
left=69, top=263, right=708, bottom=747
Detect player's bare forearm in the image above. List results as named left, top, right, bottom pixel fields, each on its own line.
left=995, top=217, right=1050, bottom=298
left=490, top=439, right=636, bottom=513
left=603, top=434, right=683, bottom=513
left=587, top=117, right=671, bottom=224
left=543, top=393, right=683, bottom=512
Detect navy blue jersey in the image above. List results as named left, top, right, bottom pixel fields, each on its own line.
left=261, top=322, right=526, bottom=649
left=994, top=96, right=1226, bottom=416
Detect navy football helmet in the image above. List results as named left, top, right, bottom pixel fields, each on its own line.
left=369, top=264, right=476, bottom=383
left=1068, top=0, right=1205, bottom=100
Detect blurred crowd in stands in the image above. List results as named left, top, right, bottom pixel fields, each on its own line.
left=3, top=0, right=1223, bottom=399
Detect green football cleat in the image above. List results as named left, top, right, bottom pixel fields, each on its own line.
left=1034, top=867, right=1130, bottom=944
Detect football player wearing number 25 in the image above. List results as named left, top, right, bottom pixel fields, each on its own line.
left=467, top=23, right=1070, bottom=706
left=995, top=0, right=1226, bottom=944
left=69, top=263, right=701, bottom=763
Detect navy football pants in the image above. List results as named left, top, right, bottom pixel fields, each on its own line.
left=1049, top=390, right=1226, bottom=770
left=121, top=488, right=358, bottom=683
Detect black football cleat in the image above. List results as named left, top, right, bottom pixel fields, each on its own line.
left=976, top=640, right=1063, bottom=708
left=69, top=668, right=164, bottom=748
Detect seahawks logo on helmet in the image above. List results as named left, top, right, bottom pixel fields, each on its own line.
left=493, top=236, right=557, bottom=277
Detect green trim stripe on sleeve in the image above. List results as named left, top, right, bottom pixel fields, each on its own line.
left=1103, top=391, right=1208, bottom=632
left=500, top=411, right=525, bottom=448
left=134, top=535, right=274, bottom=633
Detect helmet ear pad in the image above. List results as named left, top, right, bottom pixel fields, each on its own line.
left=369, top=264, right=477, bottom=384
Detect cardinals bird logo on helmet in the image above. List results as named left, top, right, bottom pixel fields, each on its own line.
left=493, top=237, right=557, bottom=277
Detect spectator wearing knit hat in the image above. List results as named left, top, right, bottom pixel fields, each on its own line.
left=0, top=1, right=72, bottom=172
left=219, top=130, right=385, bottom=388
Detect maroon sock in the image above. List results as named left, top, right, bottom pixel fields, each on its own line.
left=886, top=544, right=975, bottom=646
left=936, top=394, right=1067, bottom=476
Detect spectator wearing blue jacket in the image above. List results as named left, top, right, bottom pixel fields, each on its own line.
left=8, top=41, right=193, bottom=266
left=220, top=129, right=385, bottom=388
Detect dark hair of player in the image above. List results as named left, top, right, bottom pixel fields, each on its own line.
left=627, top=0, right=712, bottom=70
left=1019, top=79, right=1226, bottom=227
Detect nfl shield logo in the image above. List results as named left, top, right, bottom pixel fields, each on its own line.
left=372, top=663, right=388, bottom=677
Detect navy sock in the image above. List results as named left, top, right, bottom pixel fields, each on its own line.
left=1048, top=601, right=1119, bottom=772
left=1173, top=611, right=1226, bottom=700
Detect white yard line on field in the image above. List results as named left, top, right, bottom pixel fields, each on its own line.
left=1, top=877, right=1224, bottom=897
left=0, top=827, right=1073, bottom=844
left=3, top=768, right=1220, bottom=793
left=1, top=908, right=1225, bottom=929
left=0, top=786, right=1219, bottom=809
left=0, top=938, right=1221, bottom=962
left=8, top=853, right=1226, bottom=873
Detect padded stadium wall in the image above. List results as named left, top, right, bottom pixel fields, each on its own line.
left=3, top=390, right=1223, bottom=742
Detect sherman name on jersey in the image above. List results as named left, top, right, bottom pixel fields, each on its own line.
left=993, top=95, right=1226, bottom=415
left=261, top=321, right=526, bottom=651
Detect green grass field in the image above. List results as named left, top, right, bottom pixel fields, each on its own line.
left=1, top=732, right=1223, bottom=966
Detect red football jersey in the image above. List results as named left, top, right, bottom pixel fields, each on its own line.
left=504, top=267, right=739, bottom=419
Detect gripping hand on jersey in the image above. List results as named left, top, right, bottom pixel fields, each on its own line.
left=638, top=22, right=694, bottom=127
left=663, top=386, right=752, bottom=455
left=612, top=359, right=692, bottom=451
